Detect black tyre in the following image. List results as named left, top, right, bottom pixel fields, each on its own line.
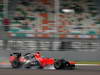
left=54, top=59, right=67, bottom=69
left=11, top=60, right=21, bottom=68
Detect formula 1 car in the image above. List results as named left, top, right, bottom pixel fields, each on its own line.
left=9, top=52, right=76, bottom=70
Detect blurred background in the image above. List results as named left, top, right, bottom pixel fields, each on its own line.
left=0, top=0, right=100, bottom=61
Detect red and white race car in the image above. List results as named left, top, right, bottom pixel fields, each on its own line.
left=9, top=52, right=76, bottom=70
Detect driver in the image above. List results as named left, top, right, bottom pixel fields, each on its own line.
left=34, top=52, right=41, bottom=58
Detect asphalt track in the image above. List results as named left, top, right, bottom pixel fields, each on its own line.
left=0, top=67, right=100, bottom=75
left=0, top=50, right=100, bottom=75
left=0, top=64, right=100, bottom=75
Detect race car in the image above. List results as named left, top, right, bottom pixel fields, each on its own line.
left=9, top=52, right=76, bottom=70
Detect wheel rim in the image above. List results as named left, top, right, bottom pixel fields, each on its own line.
left=54, top=62, right=61, bottom=68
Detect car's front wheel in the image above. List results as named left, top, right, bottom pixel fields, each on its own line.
left=54, top=59, right=68, bottom=69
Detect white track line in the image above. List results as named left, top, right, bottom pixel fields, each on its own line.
left=76, top=64, right=100, bottom=66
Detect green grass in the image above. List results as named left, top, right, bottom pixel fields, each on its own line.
left=77, top=61, right=100, bottom=64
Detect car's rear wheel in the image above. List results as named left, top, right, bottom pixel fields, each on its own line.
left=11, top=60, right=21, bottom=68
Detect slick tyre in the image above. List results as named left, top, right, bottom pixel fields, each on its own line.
left=11, top=60, right=21, bottom=68
left=54, top=59, right=67, bottom=69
